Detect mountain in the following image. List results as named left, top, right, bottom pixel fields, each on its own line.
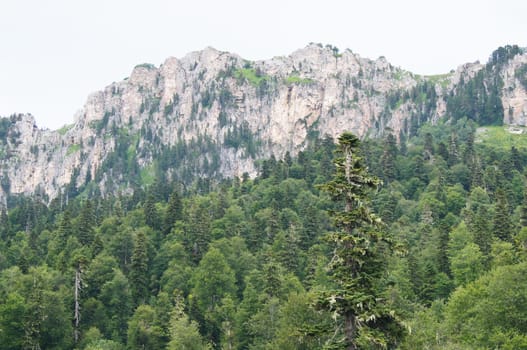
left=1, top=44, right=526, bottom=205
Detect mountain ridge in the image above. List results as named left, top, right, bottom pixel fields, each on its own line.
left=1, top=44, right=526, bottom=205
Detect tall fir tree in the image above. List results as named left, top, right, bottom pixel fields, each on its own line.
left=144, top=193, right=160, bottom=231
left=164, top=189, right=183, bottom=235
left=493, top=188, right=512, bottom=241
left=78, top=200, right=95, bottom=246
left=130, top=230, right=149, bottom=305
left=520, top=188, right=527, bottom=228
left=316, top=132, right=404, bottom=349
left=381, top=133, right=397, bottom=183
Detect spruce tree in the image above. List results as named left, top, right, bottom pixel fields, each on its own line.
left=164, top=189, right=183, bottom=235
left=473, top=205, right=493, bottom=265
left=317, top=132, right=404, bottom=349
left=381, top=133, right=397, bottom=183
left=448, top=132, right=459, bottom=166
left=130, top=230, right=149, bottom=305
left=493, top=188, right=512, bottom=241
left=78, top=200, right=95, bottom=246
left=144, top=193, right=160, bottom=231
left=520, top=188, right=527, bottom=228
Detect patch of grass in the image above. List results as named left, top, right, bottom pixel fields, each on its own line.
left=57, top=124, right=74, bottom=135
left=425, top=73, right=452, bottom=88
left=234, top=68, right=269, bottom=86
left=67, top=144, right=81, bottom=156
left=476, top=126, right=527, bottom=150
left=284, top=75, right=314, bottom=85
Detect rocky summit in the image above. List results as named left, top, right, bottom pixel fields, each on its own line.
left=1, top=44, right=526, bottom=204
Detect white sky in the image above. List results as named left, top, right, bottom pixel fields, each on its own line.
left=0, top=0, right=525, bottom=130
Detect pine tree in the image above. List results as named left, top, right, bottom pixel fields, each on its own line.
left=448, top=132, right=459, bottom=166
left=473, top=205, right=492, bottom=264
left=437, top=142, right=449, bottom=162
left=144, top=193, right=160, bottom=230
left=381, top=133, right=397, bottom=183
left=510, top=146, right=522, bottom=172
left=520, top=188, right=527, bottom=228
left=0, top=207, right=10, bottom=241
left=493, top=188, right=512, bottom=241
left=58, top=209, right=73, bottom=245
left=470, top=157, right=484, bottom=189
left=424, top=132, right=434, bottom=161
left=78, top=200, right=95, bottom=246
left=462, top=132, right=476, bottom=165
left=130, top=230, right=149, bottom=305
left=164, top=189, right=183, bottom=235
left=316, top=132, right=404, bottom=349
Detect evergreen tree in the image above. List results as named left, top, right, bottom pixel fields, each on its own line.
left=164, top=189, right=183, bottom=235
left=423, top=132, right=434, bottom=161
left=462, top=132, right=476, bottom=165
left=316, top=132, right=404, bottom=349
left=78, top=200, right=96, bottom=246
left=144, top=193, right=160, bottom=231
left=520, top=188, right=527, bottom=228
left=493, top=188, right=512, bottom=241
left=437, top=142, right=449, bottom=162
left=381, top=133, right=397, bottom=183
left=58, top=209, right=73, bottom=245
left=470, top=157, right=484, bottom=189
left=0, top=207, right=10, bottom=241
left=472, top=205, right=493, bottom=264
left=130, top=230, right=149, bottom=305
left=510, top=146, right=522, bottom=172
left=448, top=132, right=459, bottom=166
left=184, top=197, right=212, bottom=263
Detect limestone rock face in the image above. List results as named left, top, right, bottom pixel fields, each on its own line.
left=1, top=45, right=527, bottom=203
left=501, top=54, right=527, bottom=125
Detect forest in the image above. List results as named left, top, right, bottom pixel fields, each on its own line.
left=1, top=117, right=527, bottom=349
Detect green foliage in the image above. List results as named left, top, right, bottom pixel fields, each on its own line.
left=1, top=120, right=527, bottom=349
left=446, top=67, right=504, bottom=126
left=57, top=123, right=74, bottom=135
left=130, top=229, right=149, bottom=305
left=127, top=305, right=165, bottom=349
left=316, top=132, right=404, bottom=349
left=168, top=295, right=211, bottom=350
left=445, top=262, right=527, bottom=348
left=476, top=125, right=527, bottom=150
left=234, top=67, right=269, bottom=86
left=284, top=74, right=314, bottom=85
left=67, top=143, right=81, bottom=156
left=515, top=63, right=527, bottom=90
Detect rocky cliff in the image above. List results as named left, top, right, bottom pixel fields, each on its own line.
left=1, top=44, right=526, bottom=204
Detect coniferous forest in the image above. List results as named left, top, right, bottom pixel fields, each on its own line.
left=1, top=118, right=527, bottom=349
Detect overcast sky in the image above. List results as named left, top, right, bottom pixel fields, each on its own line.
left=1, top=0, right=525, bottom=130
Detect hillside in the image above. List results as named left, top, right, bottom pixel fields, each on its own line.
left=1, top=44, right=526, bottom=205
left=1, top=117, right=527, bottom=348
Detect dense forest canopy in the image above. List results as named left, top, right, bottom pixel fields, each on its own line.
left=1, top=113, right=527, bottom=349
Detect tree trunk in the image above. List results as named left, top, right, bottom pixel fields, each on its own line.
left=344, top=312, right=357, bottom=350
left=74, top=266, right=82, bottom=344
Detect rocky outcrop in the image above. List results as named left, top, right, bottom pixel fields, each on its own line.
left=1, top=44, right=526, bottom=203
